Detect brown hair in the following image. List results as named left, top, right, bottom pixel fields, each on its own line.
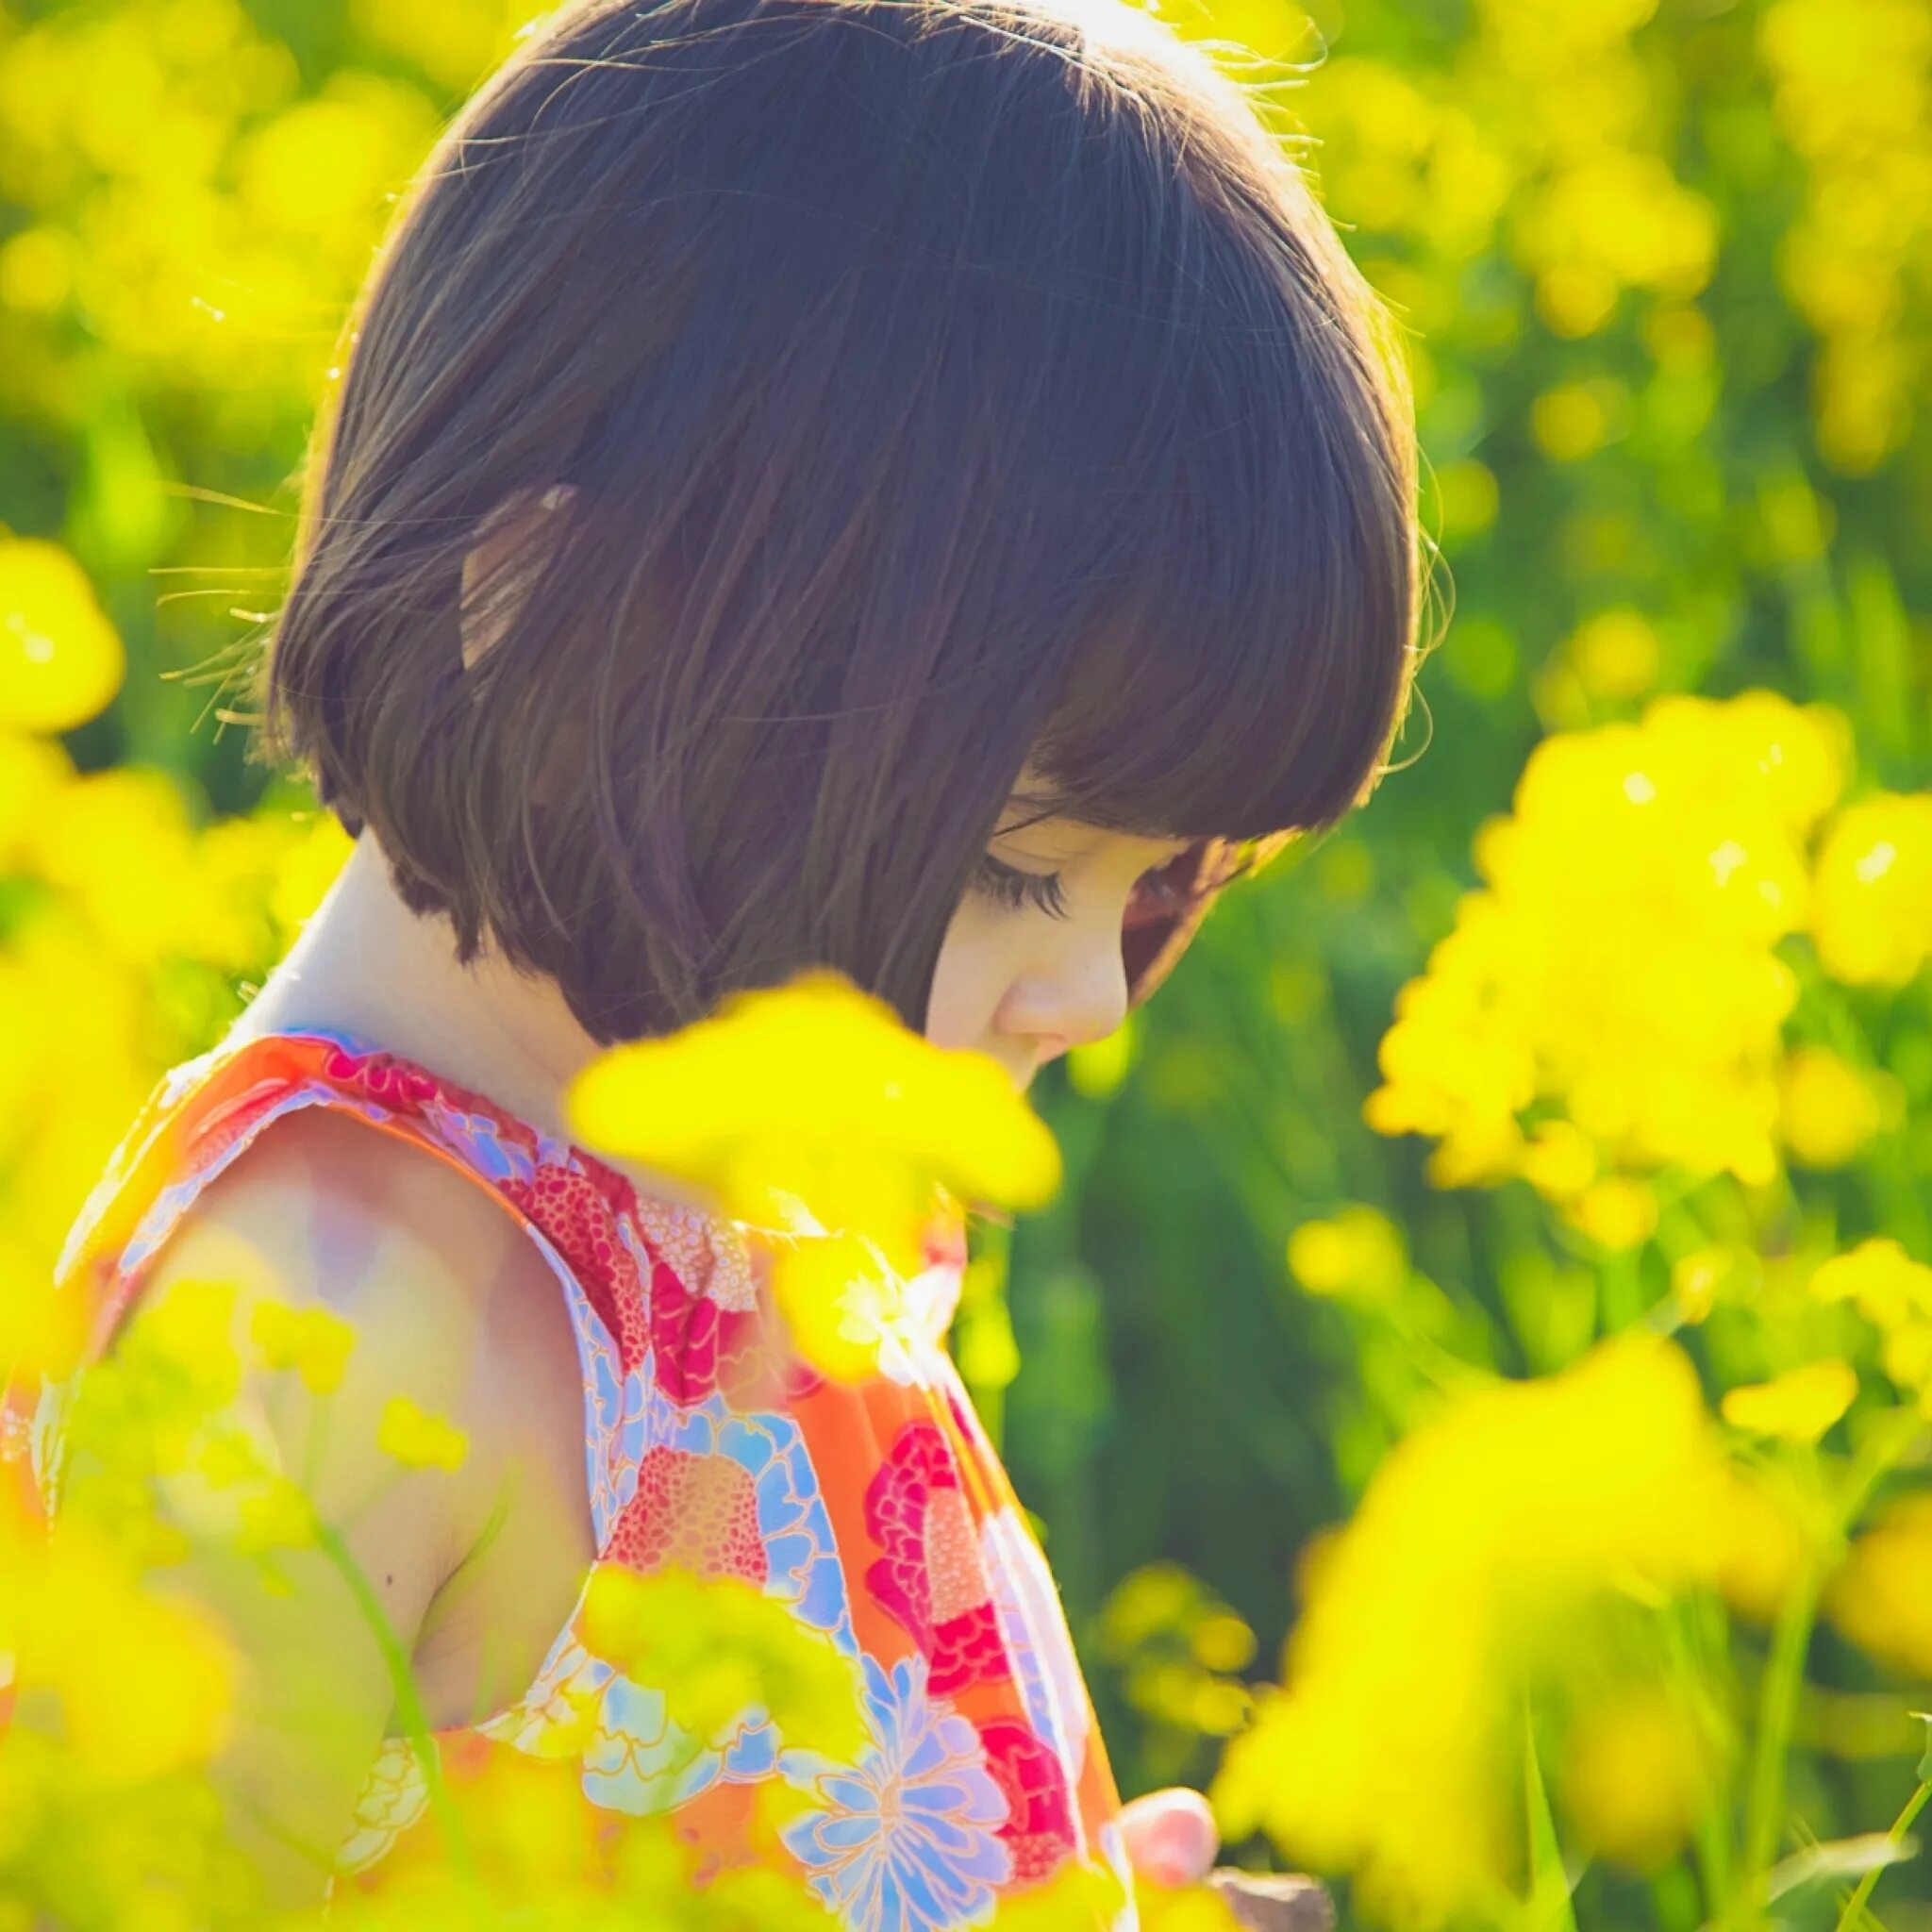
left=263, top=0, right=1422, bottom=1044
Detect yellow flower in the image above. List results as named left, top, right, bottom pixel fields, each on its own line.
left=375, top=1393, right=469, bottom=1472
left=1778, top=1045, right=1886, bottom=1167
left=1368, top=693, right=1850, bottom=1199
left=236, top=1474, right=318, bottom=1555
left=1563, top=1175, right=1657, bottom=1250
left=987, top=1857, right=1133, bottom=1931
left=11, top=1518, right=237, bottom=1782
left=0, top=537, right=125, bottom=735
left=1826, top=1494, right=1932, bottom=1679
left=580, top=1566, right=867, bottom=1768
left=768, top=1230, right=924, bottom=1384
left=0, top=727, right=72, bottom=867
left=1807, top=1241, right=1932, bottom=1405
left=249, top=1296, right=357, bottom=1394
left=1671, top=1245, right=1754, bottom=1325
left=1711, top=1463, right=1810, bottom=1624
left=1520, top=1119, right=1596, bottom=1201
left=567, top=971, right=1060, bottom=1272
left=1562, top=608, right=1662, bottom=703
left=1210, top=1335, right=1730, bottom=1928
left=1720, top=1359, right=1857, bottom=1444
left=1809, top=792, right=1932, bottom=988
left=1558, top=1686, right=1721, bottom=1871
left=1286, top=1205, right=1407, bottom=1304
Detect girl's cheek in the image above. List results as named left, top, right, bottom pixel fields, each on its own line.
left=923, top=902, right=1008, bottom=1050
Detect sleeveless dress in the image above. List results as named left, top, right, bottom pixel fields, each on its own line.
left=2, top=1027, right=1140, bottom=1927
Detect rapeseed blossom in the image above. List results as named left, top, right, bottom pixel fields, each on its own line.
left=1557, top=1685, right=1724, bottom=1874
left=568, top=972, right=1061, bottom=1380
left=1826, top=1494, right=1932, bottom=1680
left=1720, top=1359, right=1858, bottom=1444
left=1808, top=792, right=1932, bottom=988
left=1807, top=1239, right=1932, bottom=1412
left=0, top=536, right=125, bottom=734
left=1209, top=1334, right=1734, bottom=1927
left=1367, top=692, right=1857, bottom=1214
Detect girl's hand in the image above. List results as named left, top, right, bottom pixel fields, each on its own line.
left=1117, top=1785, right=1220, bottom=1888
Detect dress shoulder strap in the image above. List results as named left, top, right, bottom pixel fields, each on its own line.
left=20, top=1027, right=769, bottom=1549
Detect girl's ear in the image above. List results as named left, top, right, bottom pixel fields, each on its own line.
left=459, top=483, right=577, bottom=673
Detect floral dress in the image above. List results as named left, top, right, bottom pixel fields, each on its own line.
left=4, top=1028, right=1139, bottom=1927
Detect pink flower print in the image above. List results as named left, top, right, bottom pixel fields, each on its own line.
left=502, top=1163, right=652, bottom=1374
left=976, top=1717, right=1077, bottom=1888
left=647, top=1257, right=768, bottom=1407
left=321, top=1047, right=441, bottom=1113
left=603, top=1445, right=769, bottom=1584
left=865, top=1422, right=1010, bottom=1697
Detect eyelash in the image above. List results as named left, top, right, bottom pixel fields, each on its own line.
left=972, top=855, right=1071, bottom=920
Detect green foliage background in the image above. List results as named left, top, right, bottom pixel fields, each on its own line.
left=2, top=0, right=1928, bottom=1922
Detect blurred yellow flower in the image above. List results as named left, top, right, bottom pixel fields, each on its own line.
left=567, top=971, right=1060, bottom=1274
left=375, top=1393, right=469, bottom=1472
left=766, top=1229, right=927, bottom=1385
left=1562, top=608, right=1662, bottom=703
left=580, top=1565, right=867, bottom=1769
left=1558, top=1685, right=1721, bottom=1871
left=1808, top=1240, right=1932, bottom=1409
left=10, top=1518, right=237, bottom=1781
left=1562, top=1175, right=1657, bottom=1251
left=1286, top=1205, right=1407, bottom=1304
left=249, top=1297, right=357, bottom=1394
left=1720, top=1359, right=1858, bottom=1444
left=0, top=729, right=72, bottom=866
left=1711, top=1463, right=1810, bottom=1624
left=0, top=538, right=125, bottom=734
left=1809, top=792, right=1932, bottom=988
left=1779, top=1045, right=1887, bottom=1168
left=1210, top=1334, right=1730, bottom=1927
left=1826, top=1494, right=1932, bottom=1679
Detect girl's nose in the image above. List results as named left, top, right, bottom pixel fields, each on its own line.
left=1004, top=947, right=1129, bottom=1060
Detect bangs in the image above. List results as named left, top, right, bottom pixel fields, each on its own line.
left=1028, top=276, right=1419, bottom=849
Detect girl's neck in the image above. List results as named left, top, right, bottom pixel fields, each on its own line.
left=233, top=832, right=603, bottom=1149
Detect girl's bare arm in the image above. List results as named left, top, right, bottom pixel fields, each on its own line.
left=66, top=1110, right=518, bottom=1909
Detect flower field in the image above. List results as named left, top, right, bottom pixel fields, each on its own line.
left=2, top=0, right=1929, bottom=1926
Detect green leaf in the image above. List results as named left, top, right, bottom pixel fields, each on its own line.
left=1767, top=1833, right=1918, bottom=1904
left=1524, top=1711, right=1579, bottom=1932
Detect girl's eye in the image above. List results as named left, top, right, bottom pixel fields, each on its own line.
left=972, top=855, right=1070, bottom=920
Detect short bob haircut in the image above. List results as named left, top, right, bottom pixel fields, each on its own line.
left=264, top=0, right=1421, bottom=1044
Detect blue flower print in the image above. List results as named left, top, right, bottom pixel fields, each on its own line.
left=781, top=1653, right=1012, bottom=1931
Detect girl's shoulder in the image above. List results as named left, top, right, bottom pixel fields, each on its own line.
left=59, top=1029, right=568, bottom=1380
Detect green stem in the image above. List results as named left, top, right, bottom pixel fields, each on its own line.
left=312, top=1518, right=475, bottom=1884
left=1740, top=1413, right=1924, bottom=1920
left=1662, top=1593, right=1735, bottom=1915
left=1832, top=1776, right=1932, bottom=1932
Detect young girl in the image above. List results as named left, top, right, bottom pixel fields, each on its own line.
left=10, top=0, right=1417, bottom=1919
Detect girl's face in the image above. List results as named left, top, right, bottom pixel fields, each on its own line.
left=924, top=786, right=1192, bottom=1091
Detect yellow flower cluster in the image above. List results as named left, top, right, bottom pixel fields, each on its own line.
left=0, top=535, right=351, bottom=1299
left=1289, top=0, right=1716, bottom=351
left=1808, top=1239, right=1932, bottom=1414
left=1097, top=1562, right=1258, bottom=1756
left=1827, top=1493, right=1932, bottom=1682
left=0, top=0, right=531, bottom=414
left=568, top=972, right=1060, bottom=1381
left=1808, top=791, right=1932, bottom=987
left=1759, top=0, right=1932, bottom=471
left=1209, top=1334, right=1733, bottom=1927
left=1365, top=691, right=1932, bottom=1230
